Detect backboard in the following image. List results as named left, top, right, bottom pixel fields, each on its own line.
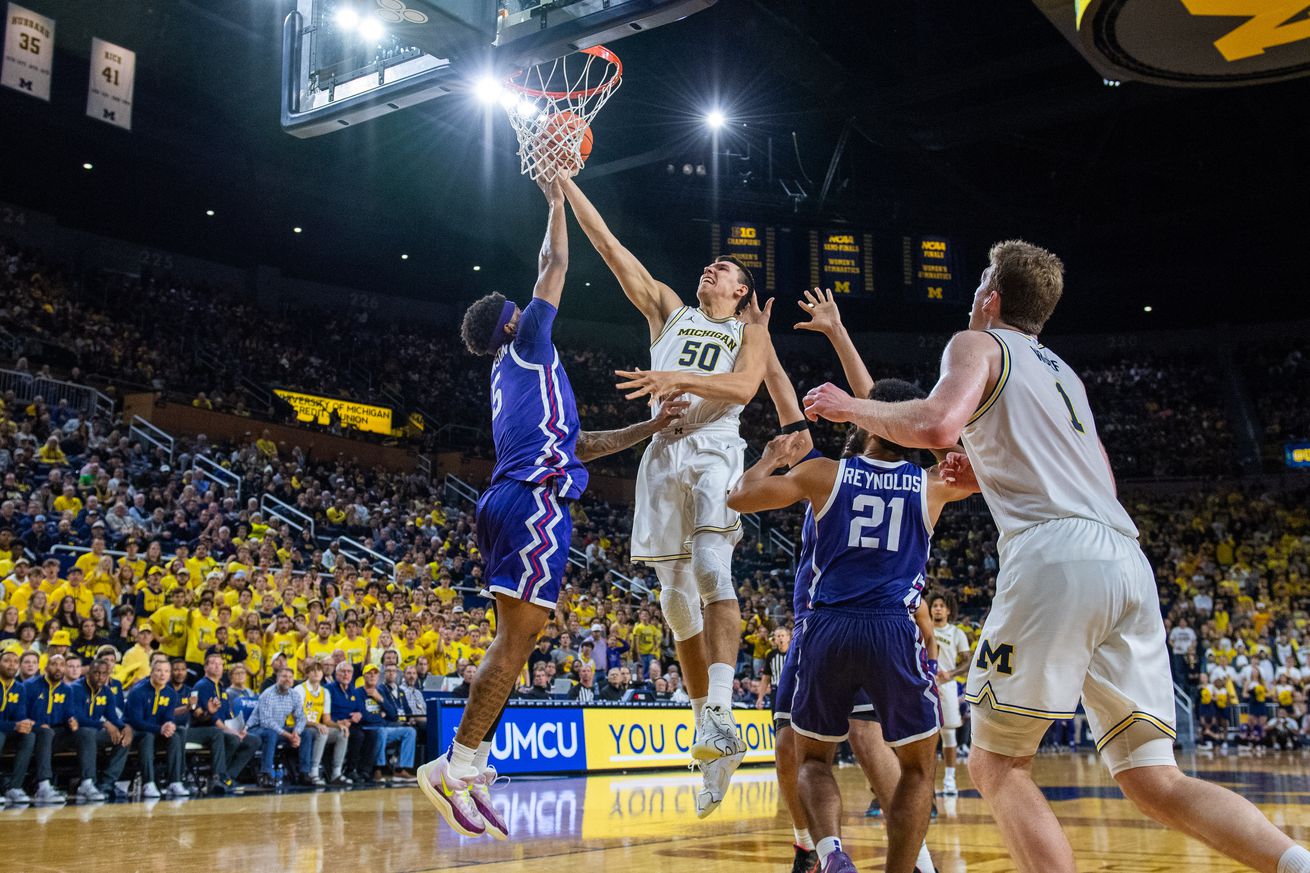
left=281, top=0, right=716, bottom=138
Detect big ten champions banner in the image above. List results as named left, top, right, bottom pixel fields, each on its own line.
left=711, top=221, right=776, bottom=293
left=809, top=229, right=874, bottom=296
left=903, top=235, right=960, bottom=303
left=273, top=389, right=394, bottom=436
left=2, top=2, right=54, bottom=100
left=429, top=700, right=776, bottom=776
left=86, top=37, right=135, bottom=130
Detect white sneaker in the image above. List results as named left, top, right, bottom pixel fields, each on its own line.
left=142, top=782, right=162, bottom=799
left=77, top=779, right=106, bottom=802
left=916, top=840, right=936, bottom=873
left=5, top=788, right=32, bottom=804
left=33, top=782, right=67, bottom=805
left=166, top=782, right=191, bottom=798
left=691, top=705, right=747, bottom=762
left=694, top=749, right=746, bottom=819
left=942, top=770, right=958, bottom=796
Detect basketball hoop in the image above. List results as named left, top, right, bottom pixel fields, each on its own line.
left=502, top=45, right=622, bottom=183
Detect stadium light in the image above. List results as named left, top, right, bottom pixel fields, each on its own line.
left=293, top=226, right=303, bottom=234
left=359, top=17, right=384, bottom=42
left=473, top=265, right=481, bottom=271
left=473, top=75, right=504, bottom=105
left=705, top=110, right=726, bottom=130
left=401, top=253, right=409, bottom=260
left=82, top=162, right=93, bottom=170
left=334, top=7, right=359, bottom=30
left=205, top=209, right=215, bottom=216
left=1143, top=305, right=1153, bottom=312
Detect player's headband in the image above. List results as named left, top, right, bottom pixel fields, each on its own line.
left=486, top=300, right=517, bottom=354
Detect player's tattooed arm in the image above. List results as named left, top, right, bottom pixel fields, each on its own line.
left=803, top=330, right=996, bottom=449
left=559, top=177, right=682, bottom=333
left=794, top=287, right=874, bottom=397
left=575, top=399, right=690, bottom=462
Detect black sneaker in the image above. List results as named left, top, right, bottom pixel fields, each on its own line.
left=790, top=845, right=819, bottom=873
left=865, top=797, right=881, bottom=818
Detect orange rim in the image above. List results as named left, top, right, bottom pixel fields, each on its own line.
left=504, top=45, right=623, bottom=101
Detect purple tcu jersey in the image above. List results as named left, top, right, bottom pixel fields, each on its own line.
left=787, top=449, right=825, bottom=622
left=488, top=298, right=587, bottom=500
left=810, top=455, right=931, bottom=611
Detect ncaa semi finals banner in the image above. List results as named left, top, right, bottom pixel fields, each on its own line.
left=2, top=2, right=54, bottom=101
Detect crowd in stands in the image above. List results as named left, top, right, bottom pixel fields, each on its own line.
left=1241, top=340, right=1310, bottom=468
left=3, top=234, right=1310, bottom=807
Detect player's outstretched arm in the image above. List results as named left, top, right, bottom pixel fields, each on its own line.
left=803, top=330, right=998, bottom=449
left=575, top=400, right=689, bottom=462
left=924, top=454, right=980, bottom=525
left=614, top=298, right=772, bottom=406
left=727, top=433, right=835, bottom=514
left=560, top=177, right=682, bottom=333
left=761, top=340, right=815, bottom=455
left=532, top=178, right=568, bottom=308
left=794, top=287, right=873, bottom=397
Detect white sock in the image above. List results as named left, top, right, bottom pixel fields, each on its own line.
left=473, top=741, right=492, bottom=773
left=1279, top=846, right=1310, bottom=873
left=917, top=841, right=934, bottom=871
left=706, top=663, right=734, bottom=709
left=944, top=765, right=955, bottom=779
left=816, top=836, right=842, bottom=864
left=447, top=740, right=478, bottom=780
left=692, top=695, right=708, bottom=722
left=793, top=827, right=814, bottom=851
left=37, top=780, right=50, bottom=792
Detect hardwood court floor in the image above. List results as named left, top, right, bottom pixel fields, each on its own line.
left=7, top=752, right=1310, bottom=873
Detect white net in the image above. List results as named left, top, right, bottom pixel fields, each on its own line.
left=503, top=46, right=622, bottom=183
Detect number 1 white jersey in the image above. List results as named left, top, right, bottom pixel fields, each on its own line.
left=959, top=328, right=1137, bottom=549
left=649, top=306, right=745, bottom=433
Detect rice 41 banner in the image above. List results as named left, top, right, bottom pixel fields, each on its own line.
left=86, top=37, right=134, bottom=130
left=2, top=2, right=54, bottom=101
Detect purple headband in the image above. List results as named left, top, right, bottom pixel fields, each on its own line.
left=486, top=300, right=517, bottom=354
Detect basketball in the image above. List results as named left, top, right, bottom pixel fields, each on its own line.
left=534, top=110, right=593, bottom=175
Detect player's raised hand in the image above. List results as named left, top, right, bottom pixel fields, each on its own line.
left=653, top=398, right=691, bottom=429
left=937, top=451, right=981, bottom=493
left=536, top=175, right=565, bottom=203
left=738, top=292, right=774, bottom=329
left=794, top=287, right=842, bottom=335
left=803, top=382, right=856, bottom=423
left=615, top=368, right=683, bottom=402
left=760, top=432, right=808, bottom=471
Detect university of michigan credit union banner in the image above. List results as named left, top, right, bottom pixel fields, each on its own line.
left=429, top=699, right=777, bottom=776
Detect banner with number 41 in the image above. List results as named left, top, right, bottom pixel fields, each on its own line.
left=87, top=36, right=134, bottom=131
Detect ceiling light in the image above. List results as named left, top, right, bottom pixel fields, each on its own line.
left=334, top=7, right=359, bottom=30
left=473, top=265, right=481, bottom=271
left=359, top=17, right=384, bottom=42
left=473, top=75, right=504, bottom=105
left=205, top=209, right=215, bottom=217
left=705, top=110, right=725, bottom=129
left=1143, top=305, right=1152, bottom=312
left=82, top=162, right=93, bottom=170
left=293, top=226, right=303, bottom=234
left=401, top=253, right=409, bottom=260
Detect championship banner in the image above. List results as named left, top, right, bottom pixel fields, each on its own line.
left=907, top=235, right=959, bottom=303
left=712, top=221, right=775, bottom=292
left=2, top=3, right=54, bottom=101
left=86, top=37, right=135, bottom=130
left=809, top=229, right=874, bottom=296
left=1286, top=442, right=1310, bottom=469
left=272, top=388, right=393, bottom=436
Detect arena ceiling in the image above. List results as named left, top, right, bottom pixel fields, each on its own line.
left=2, top=0, right=1308, bottom=335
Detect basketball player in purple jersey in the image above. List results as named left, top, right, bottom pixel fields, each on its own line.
left=419, top=179, right=687, bottom=839
left=730, top=380, right=973, bottom=873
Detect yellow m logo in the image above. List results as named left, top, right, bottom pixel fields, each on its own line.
left=1182, top=1, right=1310, bottom=61
left=975, top=640, right=1015, bottom=676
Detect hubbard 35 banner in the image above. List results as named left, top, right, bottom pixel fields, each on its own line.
left=2, top=2, right=54, bottom=100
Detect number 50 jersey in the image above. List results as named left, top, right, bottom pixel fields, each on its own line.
left=810, top=456, right=932, bottom=612
left=649, top=306, right=744, bottom=433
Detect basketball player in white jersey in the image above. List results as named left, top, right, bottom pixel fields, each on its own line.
left=926, top=591, right=970, bottom=797
left=803, top=240, right=1310, bottom=873
left=562, top=178, right=770, bottom=815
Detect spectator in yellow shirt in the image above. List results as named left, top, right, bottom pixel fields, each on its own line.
left=255, top=430, right=278, bottom=460
left=151, top=587, right=192, bottom=658
left=38, top=436, right=68, bottom=467
left=49, top=567, right=94, bottom=619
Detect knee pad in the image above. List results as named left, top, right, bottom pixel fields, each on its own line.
left=691, top=533, right=736, bottom=606
left=941, top=727, right=957, bottom=749
left=656, top=563, right=703, bottom=642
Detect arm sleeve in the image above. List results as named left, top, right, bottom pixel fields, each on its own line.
left=512, top=298, right=558, bottom=364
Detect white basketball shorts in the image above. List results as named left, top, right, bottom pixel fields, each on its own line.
left=964, top=517, right=1176, bottom=768
left=630, top=426, right=745, bottom=563
left=938, top=678, right=962, bottom=730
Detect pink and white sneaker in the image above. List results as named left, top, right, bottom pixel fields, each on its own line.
left=469, top=767, right=509, bottom=840
left=417, top=756, right=487, bottom=838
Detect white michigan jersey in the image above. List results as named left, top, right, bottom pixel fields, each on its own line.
left=649, top=306, right=745, bottom=433
left=934, top=623, right=971, bottom=676
left=959, top=328, right=1137, bottom=549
